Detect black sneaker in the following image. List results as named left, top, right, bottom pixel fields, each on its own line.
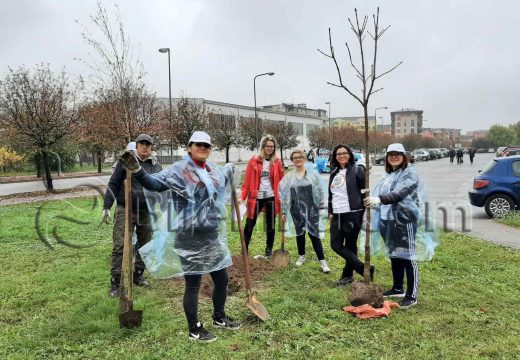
left=400, top=296, right=418, bottom=309
left=383, top=288, right=405, bottom=298
left=335, top=276, right=354, bottom=286
left=370, top=265, right=375, bottom=282
left=133, top=273, right=150, bottom=287
left=109, top=277, right=120, bottom=298
left=265, top=248, right=273, bottom=258
left=213, top=315, right=241, bottom=330
left=188, top=322, right=217, bottom=342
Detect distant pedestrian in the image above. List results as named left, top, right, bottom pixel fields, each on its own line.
left=469, top=148, right=476, bottom=165
left=307, top=149, right=315, bottom=163
left=448, top=148, right=455, bottom=164
left=456, top=149, right=463, bottom=165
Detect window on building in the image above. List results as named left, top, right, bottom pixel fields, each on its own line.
left=306, top=124, right=319, bottom=136
left=411, top=120, right=415, bottom=126
left=403, top=128, right=407, bottom=134
left=290, top=122, right=304, bottom=135
left=411, top=128, right=415, bottom=134
left=397, top=121, right=401, bottom=127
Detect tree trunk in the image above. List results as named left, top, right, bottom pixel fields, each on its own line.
left=35, top=153, right=42, bottom=178
left=79, top=154, right=83, bottom=167
left=363, top=104, right=371, bottom=284
left=42, top=151, right=54, bottom=190
left=225, top=147, right=230, bottom=163
left=92, top=151, right=96, bottom=166
left=97, top=150, right=102, bottom=173
left=280, top=148, right=285, bottom=168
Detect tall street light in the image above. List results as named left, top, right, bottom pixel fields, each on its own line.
left=159, top=47, right=173, bottom=162
left=374, top=106, right=388, bottom=154
left=253, top=72, right=275, bottom=146
left=254, top=72, right=275, bottom=118
left=325, top=102, right=331, bottom=128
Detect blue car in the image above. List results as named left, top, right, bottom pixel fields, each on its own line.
left=468, top=155, right=520, bottom=218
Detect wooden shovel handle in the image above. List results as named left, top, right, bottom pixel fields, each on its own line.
left=124, top=171, right=134, bottom=301
left=230, top=180, right=253, bottom=298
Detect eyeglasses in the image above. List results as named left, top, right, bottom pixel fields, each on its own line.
left=292, top=156, right=305, bottom=161
left=336, top=152, right=349, bottom=157
left=193, top=142, right=211, bottom=149
left=387, top=152, right=403, bottom=157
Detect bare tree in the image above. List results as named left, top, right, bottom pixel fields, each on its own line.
left=207, top=112, right=239, bottom=163
left=0, top=64, right=83, bottom=190
left=319, top=7, right=402, bottom=285
left=238, top=116, right=264, bottom=151
left=79, top=1, right=160, bottom=143
left=265, top=120, right=299, bottom=167
left=174, top=95, right=209, bottom=147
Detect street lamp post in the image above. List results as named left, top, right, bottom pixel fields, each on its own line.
left=374, top=106, right=388, bottom=154
left=325, top=102, right=331, bottom=128
left=253, top=72, right=275, bottom=146
left=159, top=47, right=173, bottom=163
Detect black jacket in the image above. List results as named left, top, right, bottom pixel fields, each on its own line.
left=328, top=162, right=366, bottom=215
left=103, top=157, right=162, bottom=213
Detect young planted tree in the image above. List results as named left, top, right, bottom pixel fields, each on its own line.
left=265, top=120, right=299, bottom=167
left=207, top=112, right=239, bottom=163
left=0, top=64, right=83, bottom=190
left=319, top=8, right=402, bottom=299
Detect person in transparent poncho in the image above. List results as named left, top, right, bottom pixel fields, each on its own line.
left=279, top=150, right=331, bottom=273
left=119, top=131, right=239, bottom=343
left=364, top=143, right=427, bottom=309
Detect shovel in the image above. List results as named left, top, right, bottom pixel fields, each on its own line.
left=230, top=176, right=270, bottom=321
left=272, top=215, right=290, bottom=268
left=119, top=171, right=143, bottom=328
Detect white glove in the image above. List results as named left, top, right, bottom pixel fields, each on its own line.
left=363, top=196, right=381, bottom=208
left=102, top=209, right=111, bottom=224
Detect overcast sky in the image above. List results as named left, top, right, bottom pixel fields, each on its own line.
left=2, top=0, right=520, bottom=133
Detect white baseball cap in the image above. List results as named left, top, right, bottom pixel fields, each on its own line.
left=386, top=143, right=406, bottom=154
left=188, top=131, right=212, bottom=146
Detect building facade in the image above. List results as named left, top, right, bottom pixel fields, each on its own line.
left=390, top=109, right=423, bottom=138
left=331, top=116, right=377, bottom=131
left=421, top=127, right=461, bottom=145
left=157, top=98, right=327, bottom=163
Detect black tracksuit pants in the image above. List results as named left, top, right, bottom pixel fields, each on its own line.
left=329, top=211, right=364, bottom=278
left=296, top=232, right=325, bottom=260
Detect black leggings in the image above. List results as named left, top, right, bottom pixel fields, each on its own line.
left=296, top=232, right=325, bottom=260
left=244, top=197, right=275, bottom=251
left=329, top=211, right=364, bottom=278
left=183, top=268, right=228, bottom=330
left=390, top=257, right=419, bottom=299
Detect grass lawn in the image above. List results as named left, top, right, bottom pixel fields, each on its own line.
left=1, top=198, right=519, bottom=359
left=495, top=211, right=520, bottom=229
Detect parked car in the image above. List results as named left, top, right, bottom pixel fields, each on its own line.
left=372, top=153, right=386, bottom=165
left=496, top=146, right=507, bottom=157
left=412, top=150, right=430, bottom=161
left=405, top=151, right=415, bottom=163
left=439, top=148, right=449, bottom=157
left=354, top=153, right=372, bottom=169
left=500, top=146, right=520, bottom=157
left=468, top=155, right=520, bottom=218
left=427, top=149, right=438, bottom=160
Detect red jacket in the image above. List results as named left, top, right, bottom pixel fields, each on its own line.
left=241, top=155, right=284, bottom=219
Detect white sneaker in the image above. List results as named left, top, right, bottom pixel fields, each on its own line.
left=295, top=255, right=305, bottom=266
left=320, top=260, right=331, bottom=273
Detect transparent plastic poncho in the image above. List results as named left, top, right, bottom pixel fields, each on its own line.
left=138, top=158, right=234, bottom=278
left=279, top=165, right=328, bottom=239
left=360, top=166, right=439, bottom=261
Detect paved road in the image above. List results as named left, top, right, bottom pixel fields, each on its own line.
left=1, top=155, right=519, bottom=248
left=368, top=153, right=520, bottom=249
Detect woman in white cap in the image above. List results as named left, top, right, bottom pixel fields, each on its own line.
left=279, top=149, right=330, bottom=273
left=119, top=131, right=239, bottom=342
left=364, top=143, right=422, bottom=309
left=240, top=135, right=284, bottom=257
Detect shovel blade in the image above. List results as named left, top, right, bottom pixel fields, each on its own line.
left=119, top=309, right=143, bottom=329
left=271, top=249, right=290, bottom=268
left=246, top=295, right=270, bottom=321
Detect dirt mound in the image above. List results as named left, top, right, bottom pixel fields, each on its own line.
left=171, top=255, right=275, bottom=298
left=348, top=281, right=384, bottom=308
